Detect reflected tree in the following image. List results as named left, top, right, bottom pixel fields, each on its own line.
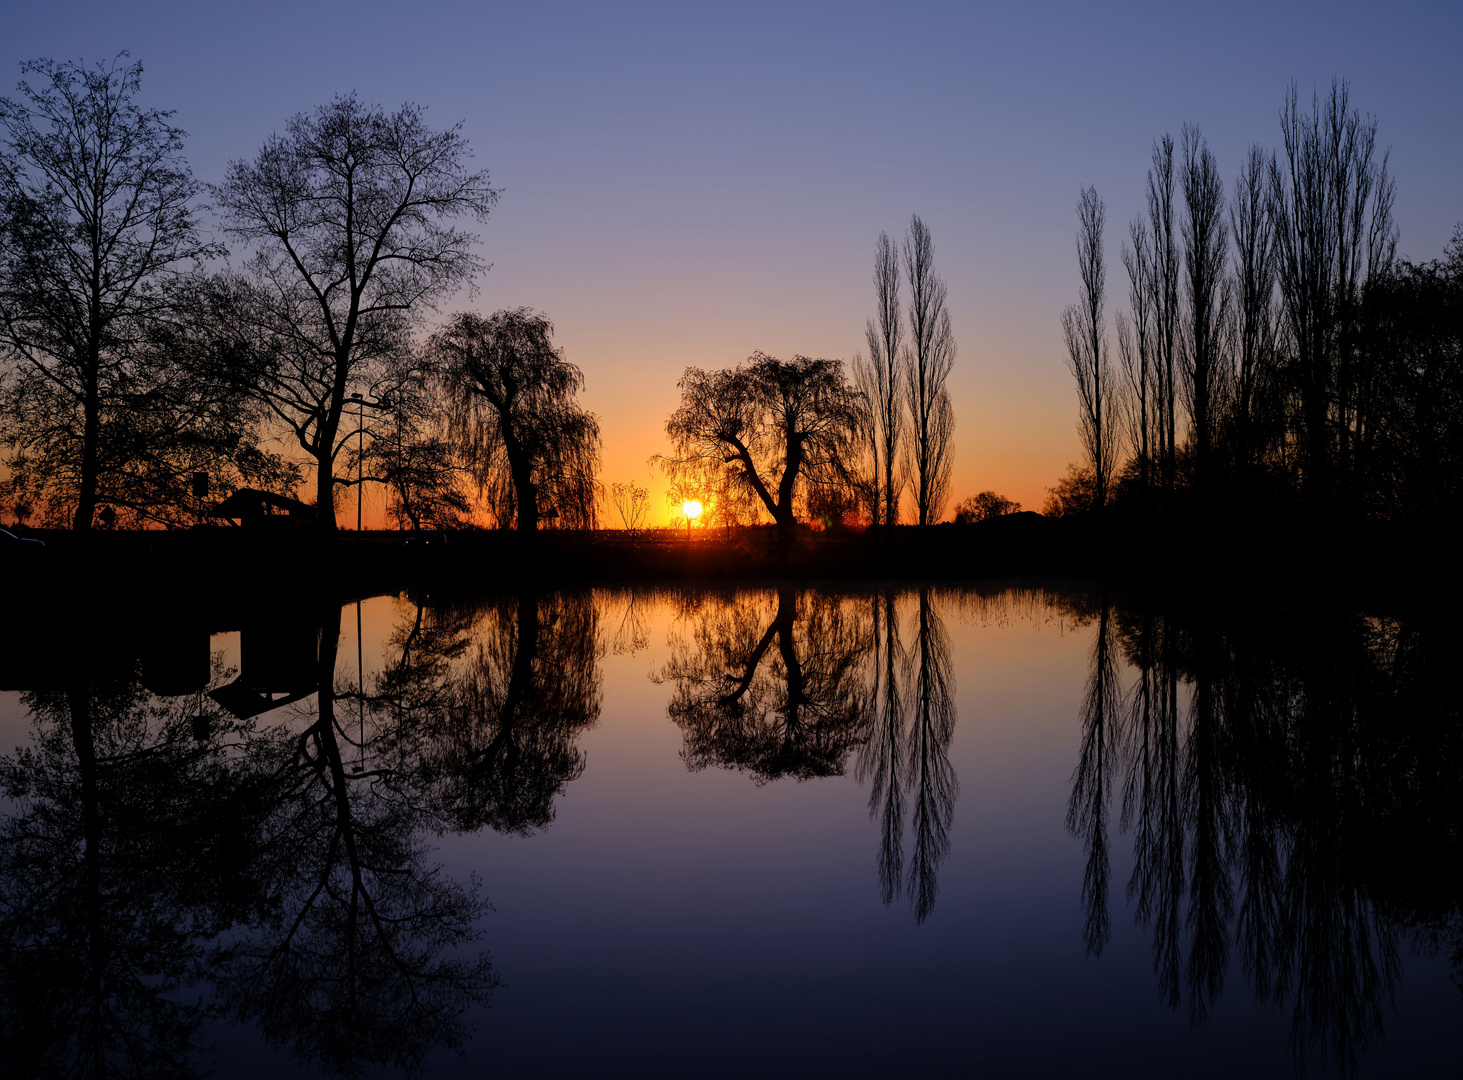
left=1091, top=598, right=1462, bottom=1075
left=855, top=589, right=905, bottom=905
left=412, top=592, right=603, bottom=835
left=903, top=587, right=958, bottom=922
left=660, top=588, right=871, bottom=783
left=1066, top=595, right=1118, bottom=956
left=216, top=598, right=496, bottom=1076
left=0, top=661, right=262, bottom=1079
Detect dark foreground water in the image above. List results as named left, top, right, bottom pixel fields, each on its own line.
left=0, top=584, right=1458, bottom=1078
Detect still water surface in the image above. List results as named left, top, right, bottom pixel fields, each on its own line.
left=0, top=584, right=1458, bottom=1077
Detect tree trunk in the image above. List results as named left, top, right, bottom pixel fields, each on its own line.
left=74, top=387, right=100, bottom=531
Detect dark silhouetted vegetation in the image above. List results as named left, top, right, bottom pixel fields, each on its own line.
left=1060, top=81, right=1459, bottom=533
left=660, top=353, right=864, bottom=551
left=431, top=308, right=601, bottom=533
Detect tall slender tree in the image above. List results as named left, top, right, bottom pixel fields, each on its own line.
left=1229, top=144, right=1277, bottom=474
left=1268, top=79, right=1395, bottom=506
left=1180, top=125, right=1229, bottom=491
left=1119, top=219, right=1157, bottom=494
left=853, top=232, right=904, bottom=528
left=1147, top=136, right=1182, bottom=496
left=902, top=216, right=955, bottom=525
left=1062, top=187, right=1117, bottom=509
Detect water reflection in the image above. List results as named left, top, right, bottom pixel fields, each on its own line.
left=409, top=593, right=602, bottom=835
left=0, top=665, right=256, bottom=1078
left=659, top=586, right=959, bottom=922
left=1069, top=599, right=1463, bottom=1074
left=0, top=597, right=515, bottom=1078
left=0, top=586, right=1456, bottom=1076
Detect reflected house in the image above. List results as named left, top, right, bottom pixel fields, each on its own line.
left=209, top=614, right=320, bottom=720
left=140, top=604, right=210, bottom=698
left=0, top=607, right=206, bottom=695
left=210, top=487, right=317, bottom=535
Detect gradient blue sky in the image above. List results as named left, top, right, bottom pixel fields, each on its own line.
left=7, top=1, right=1461, bottom=519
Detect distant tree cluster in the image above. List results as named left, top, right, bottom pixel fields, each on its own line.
left=1058, top=80, right=1461, bottom=524
left=0, top=53, right=600, bottom=536
left=953, top=490, right=1021, bottom=524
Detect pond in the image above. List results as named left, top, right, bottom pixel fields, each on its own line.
left=0, top=584, right=1458, bottom=1078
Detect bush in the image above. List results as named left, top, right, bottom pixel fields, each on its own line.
left=1041, top=464, right=1098, bottom=518
left=953, top=491, right=1022, bottom=524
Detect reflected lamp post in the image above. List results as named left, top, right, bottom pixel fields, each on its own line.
left=349, top=392, right=389, bottom=532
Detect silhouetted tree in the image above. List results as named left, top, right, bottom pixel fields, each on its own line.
left=661, top=353, right=863, bottom=552
left=1118, top=218, right=1157, bottom=494
left=1356, top=242, right=1463, bottom=518
left=431, top=308, right=601, bottom=532
left=1147, top=136, right=1182, bottom=495
left=1062, top=187, right=1117, bottom=508
left=952, top=491, right=1021, bottom=523
left=1180, top=125, right=1230, bottom=492
left=611, top=481, right=650, bottom=536
left=902, top=216, right=955, bottom=524
left=0, top=55, right=259, bottom=530
left=1229, top=144, right=1279, bottom=476
left=853, top=231, right=904, bottom=528
left=1268, top=79, right=1395, bottom=507
left=212, top=94, right=495, bottom=531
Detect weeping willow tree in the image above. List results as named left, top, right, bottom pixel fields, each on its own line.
left=429, top=308, right=601, bottom=531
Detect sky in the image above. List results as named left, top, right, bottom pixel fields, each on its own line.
left=5, top=1, right=1462, bottom=524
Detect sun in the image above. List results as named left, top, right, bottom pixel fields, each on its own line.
left=682, top=500, right=703, bottom=521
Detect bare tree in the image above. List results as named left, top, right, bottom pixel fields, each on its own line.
left=0, top=55, right=231, bottom=529
left=852, top=231, right=904, bottom=528
left=902, top=215, right=955, bottom=525
left=1268, top=79, right=1395, bottom=505
left=212, top=94, right=496, bottom=532
left=1119, top=218, right=1157, bottom=493
left=431, top=308, right=601, bottom=533
left=1062, top=187, right=1117, bottom=508
left=1229, top=144, right=1278, bottom=473
left=661, top=353, right=863, bottom=552
left=611, top=481, right=649, bottom=535
left=1180, top=125, right=1230, bottom=490
left=1147, top=136, right=1182, bottom=495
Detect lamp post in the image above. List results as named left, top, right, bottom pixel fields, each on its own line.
left=349, top=392, right=389, bottom=532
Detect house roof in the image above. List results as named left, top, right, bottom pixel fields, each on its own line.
left=212, top=488, right=315, bottom=518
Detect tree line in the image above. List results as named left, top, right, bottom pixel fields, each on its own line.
left=1059, top=79, right=1463, bottom=524
left=0, top=54, right=993, bottom=541
left=0, top=55, right=599, bottom=535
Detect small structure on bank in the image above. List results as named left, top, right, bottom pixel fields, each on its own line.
left=211, top=488, right=317, bottom=534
